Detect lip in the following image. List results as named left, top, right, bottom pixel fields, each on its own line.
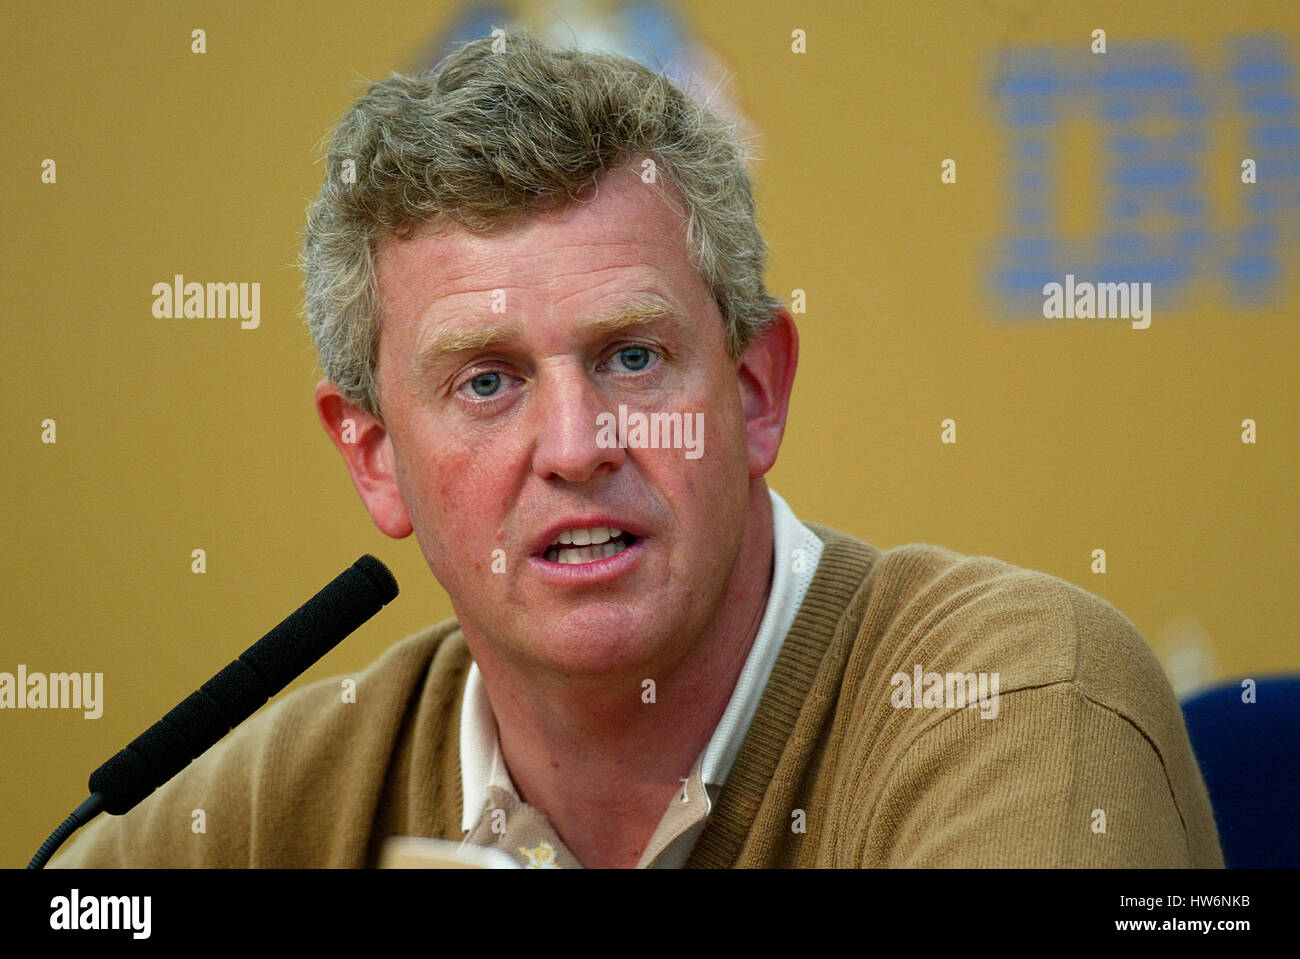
left=527, top=532, right=647, bottom=586
left=528, top=516, right=649, bottom=558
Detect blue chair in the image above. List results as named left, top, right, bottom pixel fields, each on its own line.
left=1180, top=676, right=1300, bottom=868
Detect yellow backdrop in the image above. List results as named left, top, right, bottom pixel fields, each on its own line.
left=3, top=0, right=1296, bottom=867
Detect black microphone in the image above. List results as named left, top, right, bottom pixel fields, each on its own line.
left=27, top=554, right=399, bottom=868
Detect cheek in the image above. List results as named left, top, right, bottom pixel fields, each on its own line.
left=706, top=381, right=748, bottom=467
left=405, top=440, right=515, bottom=562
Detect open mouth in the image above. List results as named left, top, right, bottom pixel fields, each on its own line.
left=542, top=527, right=637, bottom=565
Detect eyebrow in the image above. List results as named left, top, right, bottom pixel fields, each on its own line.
left=407, top=294, right=685, bottom=385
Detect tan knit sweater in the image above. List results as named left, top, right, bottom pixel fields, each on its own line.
left=49, top=525, right=1223, bottom=868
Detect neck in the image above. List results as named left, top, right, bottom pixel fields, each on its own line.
left=471, top=483, right=775, bottom=868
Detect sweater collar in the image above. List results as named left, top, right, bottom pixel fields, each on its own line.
left=684, top=523, right=880, bottom=868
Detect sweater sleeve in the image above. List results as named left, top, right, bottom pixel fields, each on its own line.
left=46, top=705, right=264, bottom=868
left=46, top=626, right=460, bottom=868
left=864, top=681, right=1218, bottom=867
left=44, top=662, right=378, bottom=868
left=845, top=554, right=1224, bottom=868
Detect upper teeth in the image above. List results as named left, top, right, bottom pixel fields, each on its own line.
left=557, top=527, right=620, bottom=546
left=544, top=527, right=630, bottom=565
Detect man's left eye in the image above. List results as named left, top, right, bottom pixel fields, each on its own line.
left=610, top=347, right=654, bottom=372
left=464, top=372, right=505, bottom=397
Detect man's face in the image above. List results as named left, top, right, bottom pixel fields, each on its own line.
left=368, top=168, right=759, bottom=678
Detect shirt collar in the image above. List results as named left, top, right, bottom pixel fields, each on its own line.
left=697, top=486, right=824, bottom=787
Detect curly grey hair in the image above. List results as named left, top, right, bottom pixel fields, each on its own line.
left=301, top=31, right=780, bottom=421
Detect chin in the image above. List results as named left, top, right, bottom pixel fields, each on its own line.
left=516, top=611, right=673, bottom=677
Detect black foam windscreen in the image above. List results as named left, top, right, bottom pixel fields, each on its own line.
left=88, top=555, right=398, bottom=815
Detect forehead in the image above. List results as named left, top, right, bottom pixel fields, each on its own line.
left=373, top=168, right=708, bottom=340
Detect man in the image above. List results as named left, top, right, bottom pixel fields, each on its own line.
left=51, top=32, right=1222, bottom=869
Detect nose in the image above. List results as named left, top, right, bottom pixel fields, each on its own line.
left=529, top=360, right=626, bottom=483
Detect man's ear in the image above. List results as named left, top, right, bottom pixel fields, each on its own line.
left=314, top=381, right=413, bottom=538
left=737, top=306, right=799, bottom=478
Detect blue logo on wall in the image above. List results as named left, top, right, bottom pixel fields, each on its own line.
left=989, top=35, right=1298, bottom=317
